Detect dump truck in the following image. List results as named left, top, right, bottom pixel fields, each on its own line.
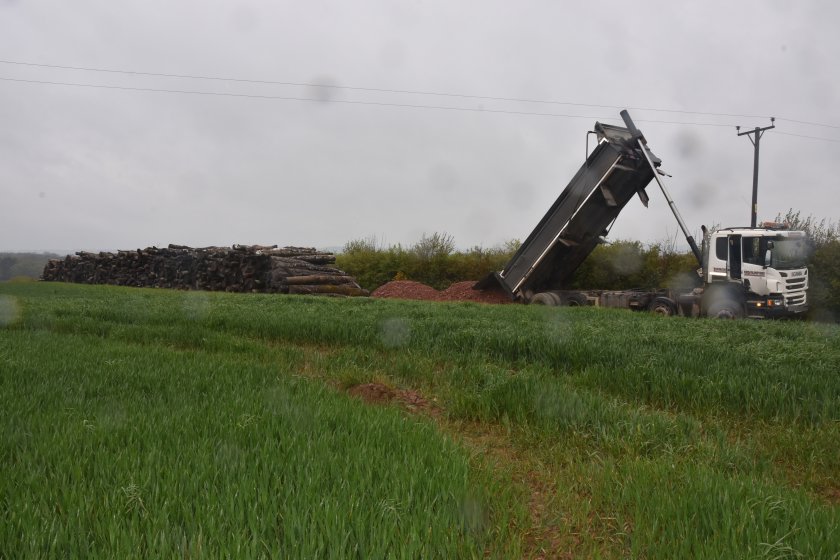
left=476, top=110, right=809, bottom=318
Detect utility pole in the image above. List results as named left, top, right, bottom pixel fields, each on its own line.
left=737, top=118, right=775, bottom=228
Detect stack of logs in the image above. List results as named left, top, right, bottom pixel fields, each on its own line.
left=41, top=244, right=368, bottom=297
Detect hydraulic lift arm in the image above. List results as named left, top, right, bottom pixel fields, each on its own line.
left=620, top=110, right=703, bottom=268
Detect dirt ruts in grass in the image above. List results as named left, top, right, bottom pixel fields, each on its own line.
left=344, top=382, right=587, bottom=558
left=824, top=486, right=840, bottom=505
left=452, top=422, right=592, bottom=559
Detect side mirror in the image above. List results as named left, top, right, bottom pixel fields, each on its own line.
left=764, top=249, right=772, bottom=268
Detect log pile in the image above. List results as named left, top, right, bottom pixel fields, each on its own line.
left=41, top=244, right=368, bottom=297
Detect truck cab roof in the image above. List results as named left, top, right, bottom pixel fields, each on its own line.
left=712, top=227, right=806, bottom=238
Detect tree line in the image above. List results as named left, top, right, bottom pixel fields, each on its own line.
left=335, top=233, right=699, bottom=294
left=335, top=232, right=518, bottom=292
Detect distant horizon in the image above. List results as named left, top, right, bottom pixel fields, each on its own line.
left=0, top=249, right=70, bottom=256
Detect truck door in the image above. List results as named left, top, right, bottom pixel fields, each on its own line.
left=728, top=235, right=742, bottom=280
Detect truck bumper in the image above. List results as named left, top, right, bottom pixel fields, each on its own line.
left=783, top=302, right=809, bottom=316
left=747, top=301, right=808, bottom=319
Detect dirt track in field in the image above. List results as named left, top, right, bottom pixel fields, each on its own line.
left=345, top=380, right=581, bottom=558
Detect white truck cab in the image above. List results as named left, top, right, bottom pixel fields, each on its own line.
left=701, top=223, right=809, bottom=318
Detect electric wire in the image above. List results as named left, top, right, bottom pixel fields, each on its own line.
left=775, top=118, right=840, bottom=130
left=1, top=58, right=838, bottom=134
left=0, top=58, right=776, bottom=121
left=775, top=131, right=840, bottom=143
left=0, top=76, right=738, bottom=127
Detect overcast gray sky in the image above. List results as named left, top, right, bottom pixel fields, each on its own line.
left=2, top=0, right=838, bottom=253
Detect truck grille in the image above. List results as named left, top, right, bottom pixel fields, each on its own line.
left=786, top=292, right=807, bottom=306
left=781, top=272, right=808, bottom=307
left=785, top=277, right=807, bottom=291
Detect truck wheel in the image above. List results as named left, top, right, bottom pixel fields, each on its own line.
left=707, top=298, right=744, bottom=319
left=530, top=292, right=561, bottom=306
left=648, top=297, right=677, bottom=316
left=563, top=292, right=588, bottom=307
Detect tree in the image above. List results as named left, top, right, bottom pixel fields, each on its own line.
left=774, top=209, right=839, bottom=248
left=412, top=232, right=455, bottom=260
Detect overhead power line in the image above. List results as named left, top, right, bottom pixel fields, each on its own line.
left=0, top=58, right=781, bottom=122
left=0, top=76, right=740, bottom=127
left=2, top=59, right=839, bottom=135
left=775, top=117, right=840, bottom=131
left=0, top=76, right=616, bottom=119
left=775, top=131, right=840, bottom=143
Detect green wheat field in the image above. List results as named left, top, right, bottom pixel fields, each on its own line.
left=1, top=282, right=838, bottom=559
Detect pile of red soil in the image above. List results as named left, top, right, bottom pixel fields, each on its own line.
left=437, top=281, right=512, bottom=304
left=371, top=280, right=512, bottom=304
left=370, top=281, right=441, bottom=300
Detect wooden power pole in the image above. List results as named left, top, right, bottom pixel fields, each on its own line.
left=737, top=118, right=775, bottom=228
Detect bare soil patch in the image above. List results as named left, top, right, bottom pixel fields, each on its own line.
left=347, top=382, right=437, bottom=415
left=821, top=485, right=840, bottom=505
left=372, top=280, right=512, bottom=304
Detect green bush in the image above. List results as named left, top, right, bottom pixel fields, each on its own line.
left=808, top=240, right=840, bottom=321
left=567, top=240, right=648, bottom=290
left=775, top=210, right=840, bottom=320
left=337, top=234, right=703, bottom=293
left=336, top=233, right=518, bottom=291
left=550, top=240, right=700, bottom=292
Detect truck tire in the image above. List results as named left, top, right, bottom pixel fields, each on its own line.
left=648, top=296, right=677, bottom=316
left=706, top=298, right=744, bottom=319
left=563, top=292, right=589, bottom=307
left=530, top=292, right=561, bottom=306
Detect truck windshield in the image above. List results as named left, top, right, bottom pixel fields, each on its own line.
left=769, top=236, right=809, bottom=269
